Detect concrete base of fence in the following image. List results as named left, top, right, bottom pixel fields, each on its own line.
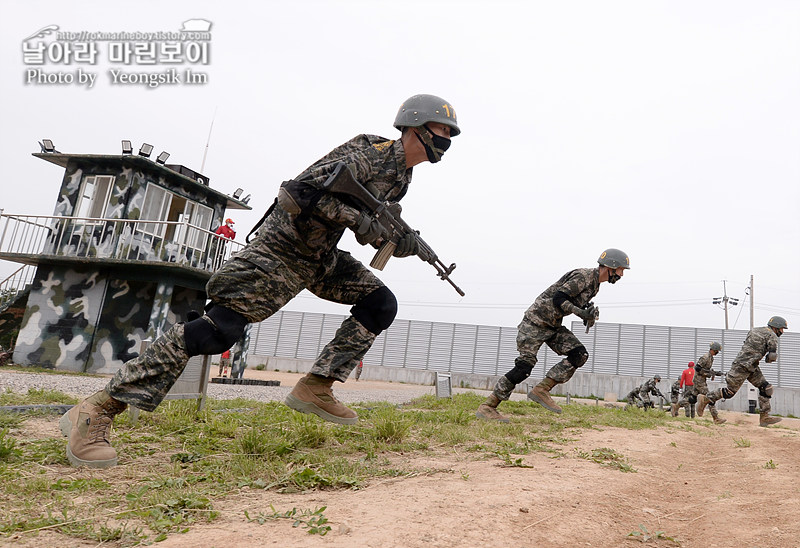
left=248, top=354, right=800, bottom=417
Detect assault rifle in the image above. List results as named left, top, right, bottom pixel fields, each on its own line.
left=322, top=162, right=465, bottom=296
left=710, top=369, right=723, bottom=381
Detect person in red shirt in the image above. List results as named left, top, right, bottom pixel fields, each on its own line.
left=218, top=349, right=231, bottom=377
left=678, top=361, right=696, bottom=417
left=215, top=218, right=236, bottom=240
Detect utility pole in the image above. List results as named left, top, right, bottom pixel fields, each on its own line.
left=748, top=275, right=754, bottom=329
left=713, top=280, right=739, bottom=330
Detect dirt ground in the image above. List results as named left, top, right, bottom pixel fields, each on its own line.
left=8, top=372, right=800, bottom=547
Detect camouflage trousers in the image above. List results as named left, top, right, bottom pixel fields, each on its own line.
left=693, top=376, right=720, bottom=419
left=107, top=241, right=383, bottom=411
left=677, top=386, right=696, bottom=412
left=707, top=361, right=771, bottom=414
left=493, top=321, right=583, bottom=401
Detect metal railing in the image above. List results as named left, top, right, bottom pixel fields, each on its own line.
left=0, top=212, right=243, bottom=273
left=0, top=264, right=35, bottom=308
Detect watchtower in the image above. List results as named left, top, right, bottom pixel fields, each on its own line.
left=0, top=140, right=251, bottom=373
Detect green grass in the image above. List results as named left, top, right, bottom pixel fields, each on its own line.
left=0, top=389, right=681, bottom=545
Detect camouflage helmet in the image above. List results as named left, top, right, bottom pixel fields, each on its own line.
left=767, top=316, right=788, bottom=330
left=709, top=341, right=722, bottom=352
left=654, top=374, right=661, bottom=381
left=598, top=248, right=630, bottom=269
left=394, top=94, right=460, bottom=137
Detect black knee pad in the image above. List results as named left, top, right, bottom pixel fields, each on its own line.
left=350, top=286, right=397, bottom=335
left=688, top=395, right=697, bottom=405
left=506, top=357, right=535, bottom=385
left=567, top=346, right=589, bottom=368
left=183, top=304, right=248, bottom=357
left=721, top=387, right=735, bottom=400
left=759, top=382, right=773, bottom=398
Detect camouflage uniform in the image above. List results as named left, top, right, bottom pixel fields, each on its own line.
left=491, top=268, right=599, bottom=401
left=670, top=380, right=681, bottom=405
left=706, top=327, right=778, bottom=414
left=107, top=135, right=410, bottom=411
left=693, top=351, right=721, bottom=420
left=638, top=378, right=663, bottom=408
left=625, top=388, right=643, bottom=408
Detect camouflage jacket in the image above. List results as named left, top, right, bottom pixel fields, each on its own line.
left=731, top=326, right=779, bottom=369
left=252, top=134, right=410, bottom=265
left=694, top=351, right=716, bottom=378
left=524, top=268, right=600, bottom=328
left=670, top=380, right=681, bottom=397
left=639, top=378, right=661, bottom=396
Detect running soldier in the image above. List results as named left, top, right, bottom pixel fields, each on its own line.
left=476, top=249, right=630, bottom=421
left=61, top=94, right=461, bottom=468
left=638, top=374, right=665, bottom=410
left=693, top=342, right=725, bottom=424
left=697, top=317, right=787, bottom=427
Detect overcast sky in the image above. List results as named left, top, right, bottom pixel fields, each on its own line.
left=1, top=0, right=798, bottom=331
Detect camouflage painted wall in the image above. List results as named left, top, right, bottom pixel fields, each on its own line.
left=0, top=288, right=29, bottom=349
left=12, top=263, right=207, bottom=373
left=88, top=282, right=204, bottom=374
left=15, top=265, right=106, bottom=371
left=88, top=278, right=156, bottom=374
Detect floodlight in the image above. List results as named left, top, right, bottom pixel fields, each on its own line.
left=41, top=139, right=55, bottom=153
left=121, top=140, right=133, bottom=154
left=139, top=143, right=154, bottom=157
left=156, top=151, right=170, bottom=164
left=232, top=188, right=243, bottom=199
left=242, top=194, right=251, bottom=205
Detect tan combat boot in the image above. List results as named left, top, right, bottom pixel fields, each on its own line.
left=59, top=390, right=127, bottom=468
left=759, top=412, right=781, bottom=427
left=695, top=394, right=709, bottom=417
left=476, top=394, right=510, bottom=423
left=713, top=416, right=727, bottom=425
left=670, top=403, right=679, bottom=417
left=527, top=377, right=562, bottom=414
left=285, top=373, right=357, bottom=425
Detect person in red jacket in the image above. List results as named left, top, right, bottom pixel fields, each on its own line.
left=215, top=218, right=236, bottom=240
left=678, top=361, right=696, bottom=417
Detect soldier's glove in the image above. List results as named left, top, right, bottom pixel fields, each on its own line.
left=354, top=212, right=383, bottom=246
left=574, top=303, right=596, bottom=322
left=393, top=231, right=419, bottom=258
left=765, top=351, right=777, bottom=363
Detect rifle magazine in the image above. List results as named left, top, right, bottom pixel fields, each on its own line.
left=370, top=241, right=396, bottom=270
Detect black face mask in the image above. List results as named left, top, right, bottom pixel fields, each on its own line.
left=608, top=272, right=621, bottom=284
left=416, top=125, right=451, bottom=163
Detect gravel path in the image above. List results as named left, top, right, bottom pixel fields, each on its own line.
left=0, top=370, right=484, bottom=407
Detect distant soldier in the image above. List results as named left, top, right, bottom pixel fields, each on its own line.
left=697, top=317, right=787, bottom=426
left=669, top=379, right=682, bottom=416
left=693, top=342, right=725, bottom=424
left=638, top=374, right=665, bottom=410
left=476, top=249, right=630, bottom=421
left=677, top=361, right=696, bottom=418
left=625, top=386, right=644, bottom=409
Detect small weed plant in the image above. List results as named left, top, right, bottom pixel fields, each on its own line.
left=245, top=505, right=331, bottom=535
left=627, top=523, right=680, bottom=544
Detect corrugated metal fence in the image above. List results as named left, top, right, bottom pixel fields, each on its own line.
left=248, top=311, right=800, bottom=388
